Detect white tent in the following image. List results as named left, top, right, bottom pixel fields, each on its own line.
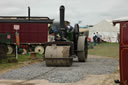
left=89, top=20, right=119, bottom=42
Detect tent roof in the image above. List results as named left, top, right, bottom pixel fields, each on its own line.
left=89, top=20, right=119, bottom=32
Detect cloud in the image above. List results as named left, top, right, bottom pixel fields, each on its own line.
left=0, top=0, right=127, bottom=25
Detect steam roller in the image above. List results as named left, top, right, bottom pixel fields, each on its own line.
left=44, top=5, right=88, bottom=66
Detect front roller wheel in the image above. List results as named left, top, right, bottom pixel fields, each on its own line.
left=77, top=36, right=88, bottom=62
left=45, top=45, right=72, bottom=66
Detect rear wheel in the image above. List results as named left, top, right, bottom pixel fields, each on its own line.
left=77, top=36, right=88, bottom=62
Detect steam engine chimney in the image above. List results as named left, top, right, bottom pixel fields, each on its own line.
left=60, top=5, right=65, bottom=29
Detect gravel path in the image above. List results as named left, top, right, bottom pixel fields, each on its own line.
left=0, top=55, right=119, bottom=83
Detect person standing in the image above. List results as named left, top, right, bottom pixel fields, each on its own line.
left=96, top=32, right=100, bottom=44
left=93, top=33, right=97, bottom=46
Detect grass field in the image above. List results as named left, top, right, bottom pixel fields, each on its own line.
left=88, top=42, right=119, bottom=58
left=0, top=54, right=43, bottom=71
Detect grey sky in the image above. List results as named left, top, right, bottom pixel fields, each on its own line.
left=0, top=0, right=127, bottom=25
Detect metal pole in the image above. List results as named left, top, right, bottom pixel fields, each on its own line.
left=16, top=45, right=18, bottom=59
left=15, top=31, right=18, bottom=59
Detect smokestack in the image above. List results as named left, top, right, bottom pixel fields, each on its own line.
left=28, top=6, right=30, bottom=21
left=60, top=5, right=65, bottom=29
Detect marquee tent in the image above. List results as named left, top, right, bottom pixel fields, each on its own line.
left=89, top=20, right=119, bottom=42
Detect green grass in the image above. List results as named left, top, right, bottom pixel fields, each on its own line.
left=88, top=42, right=119, bottom=58
left=0, top=53, right=43, bottom=71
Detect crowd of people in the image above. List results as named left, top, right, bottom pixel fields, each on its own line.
left=88, top=32, right=102, bottom=48
left=93, top=32, right=102, bottom=46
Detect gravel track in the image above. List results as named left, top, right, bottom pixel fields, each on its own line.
left=0, top=55, right=119, bottom=83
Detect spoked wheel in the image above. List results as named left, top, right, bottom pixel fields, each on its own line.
left=0, top=50, right=6, bottom=57
left=34, top=45, right=44, bottom=55
left=0, top=44, right=8, bottom=57
left=7, top=45, right=13, bottom=55
left=77, top=36, right=88, bottom=62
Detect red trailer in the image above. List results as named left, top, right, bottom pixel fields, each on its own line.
left=0, top=16, right=53, bottom=54
left=113, top=20, right=128, bottom=85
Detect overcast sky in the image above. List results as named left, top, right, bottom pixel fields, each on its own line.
left=0, top=0, right=128, bottom=26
